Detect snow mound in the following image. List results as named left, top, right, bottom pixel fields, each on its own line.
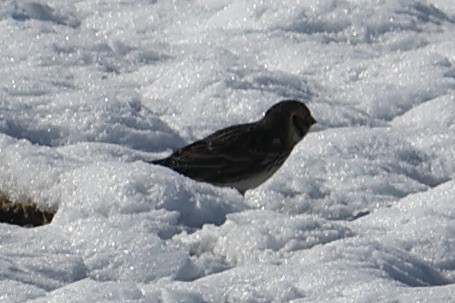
left=0, top=0, right=454, bottom=302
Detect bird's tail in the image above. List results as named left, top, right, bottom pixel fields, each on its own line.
left=149, top=157, right=171, bottom=167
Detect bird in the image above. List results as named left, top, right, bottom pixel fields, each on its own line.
left=151, top=99, right=316, bottom=194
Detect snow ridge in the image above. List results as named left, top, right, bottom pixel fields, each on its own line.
left=0, top=0, right=454, bottom=302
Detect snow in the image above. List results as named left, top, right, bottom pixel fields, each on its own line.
left=0, top=0, right=454, bottom=302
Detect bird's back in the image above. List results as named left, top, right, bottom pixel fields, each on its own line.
left=152, top=122, right=290, bottom=187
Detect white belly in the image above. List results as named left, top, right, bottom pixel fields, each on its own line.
left=217, top=165, right=282, bottom=194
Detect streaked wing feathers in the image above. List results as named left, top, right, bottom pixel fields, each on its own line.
left=152, top=123, right=289, bottom=184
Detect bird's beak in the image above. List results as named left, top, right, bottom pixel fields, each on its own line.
left=311, top=117, right=317, bottom=125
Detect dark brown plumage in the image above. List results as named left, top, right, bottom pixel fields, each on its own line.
left=0, top=194, right=55, bottom=227
left=152, top=100, right=316, bottom=194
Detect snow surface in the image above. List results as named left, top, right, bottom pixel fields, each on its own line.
left=1, top=0, right=454, bottom=302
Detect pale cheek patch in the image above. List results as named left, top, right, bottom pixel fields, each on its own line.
left=290, top=123, right=303, bottom=144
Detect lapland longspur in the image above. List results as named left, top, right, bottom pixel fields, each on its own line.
left=152, top=100, right=316, bottom=194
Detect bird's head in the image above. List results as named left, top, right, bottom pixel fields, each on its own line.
left=264, top=100, right=317, bottom=147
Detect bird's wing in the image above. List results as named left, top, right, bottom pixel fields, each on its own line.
left=153, top=123, right=288, bottom=183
